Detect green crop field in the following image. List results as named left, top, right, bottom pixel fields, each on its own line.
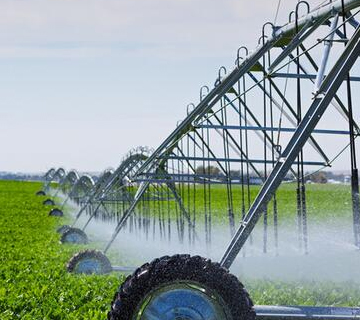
left=0, top=180, right=123, bottom=319
left=1, top=180, right=359, bottom=319
left=179, top=183, right=354, bottom=223
left=118, top=182, right=354, bottom=229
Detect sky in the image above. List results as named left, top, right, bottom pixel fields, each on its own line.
left=0, top=0, right=357, bottom=173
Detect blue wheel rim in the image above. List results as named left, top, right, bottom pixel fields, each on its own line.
left=74, top=258, right=102, bottom=274
left=134, top=281, right=231, bottom=320
left=51, top=209, right=62, bottom=216
left=65, top=232, right=85, bottom=243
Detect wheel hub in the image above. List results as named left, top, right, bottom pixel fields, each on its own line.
left=75, top=258, right=101, bottom=274
left=135, top=282, right=230, bottom=320
left=65, top=233, right=83, bottom=243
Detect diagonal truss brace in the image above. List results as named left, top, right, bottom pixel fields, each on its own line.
left=220, top=23, right=360, bottom=270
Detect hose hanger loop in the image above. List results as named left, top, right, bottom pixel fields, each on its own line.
left=215, top=66, right=227, bottom=87
left=258, top=34, right=268, bottom=45
left=289, top=10, right=295, bottom=23
left=262, top=22, right=275, bottom=41
left=295, top=1, right=310, bottom=21
left=186, top=103, right=196, bottom=115
left=200, top=85, right=210, bottom=101
left=235, top=46, right=249, bottom=67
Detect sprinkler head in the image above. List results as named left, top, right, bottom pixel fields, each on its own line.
left=49, top=208, right=63, bottom=217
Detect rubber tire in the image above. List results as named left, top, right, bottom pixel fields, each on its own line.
left=43, top=198, right=55, bottom=206
left=108, top=254, right=256, bottom=320
left=49, top=208, right=63, bottom=217
left=60, top=227, right=88, bottom=244
left=36, top=190, right=46, bottom=196
left=67, top=249, right=112, bottom=274
left=57, top=224, right=71, bottom=234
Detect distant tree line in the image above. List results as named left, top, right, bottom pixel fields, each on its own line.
left=0, top=172, right=43, bottom=181
left=194, top=165, right=350, bottom=184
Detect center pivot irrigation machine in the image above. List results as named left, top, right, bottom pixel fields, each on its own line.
left=48, top=168, right=110, bottom=228
left=36, top=168, right=56, bottom=196
left=55, top=168, right=115, bottom=234
left=40, top=167, right=66, bottom=206
left=51, top=171, right=97, bottom=218
left=56, top=146, right=154, bottom=251
left=40, top=0, right=360, bottom=319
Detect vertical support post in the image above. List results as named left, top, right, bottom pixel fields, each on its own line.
left=340, top=0, right=360, bottom=248
left=352, top=169, right=360, bottom=247
left=314, top=14, right=339, bottom=93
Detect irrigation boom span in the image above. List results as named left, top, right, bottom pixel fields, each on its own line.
left=47, top=0, right=360, bottom=259
left=53, top=0, right=360, bottom=269
left=93, top=0, right=360, bottom=262
left=45, top=0, right=360, bottom=318
left=135, top=0, right=360, bottom=176
left=219, top=0, right=360, bottom=269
